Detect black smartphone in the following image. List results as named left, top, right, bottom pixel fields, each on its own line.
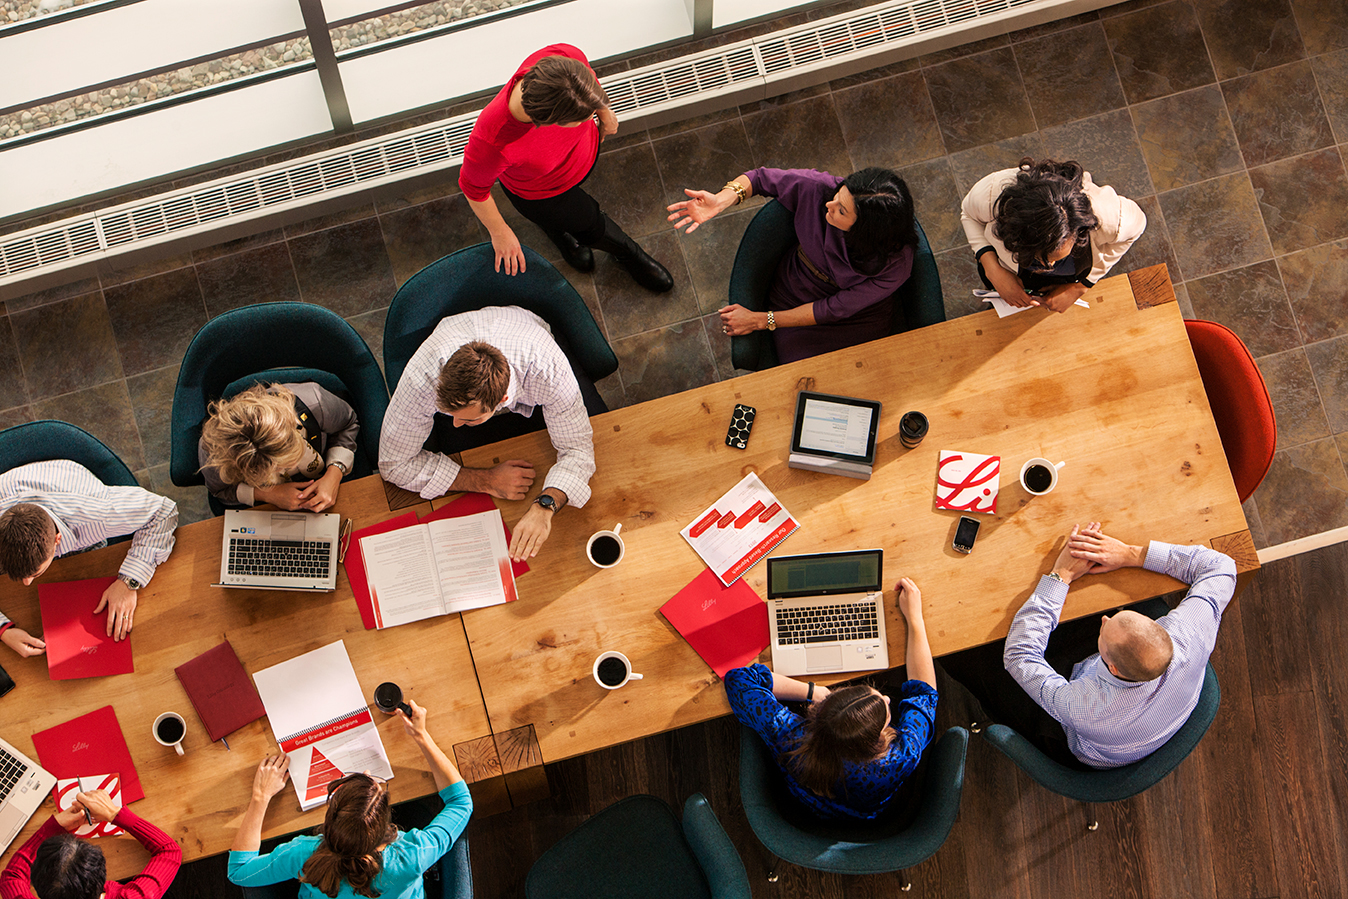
left=0, top=661, right=14, bottom=699
left=725, top=404, right=756, bottom=450
left=953, top=516, right=980, bottom=554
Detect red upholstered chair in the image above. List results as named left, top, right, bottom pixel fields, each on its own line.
left=1184, top=320, right=1277, bottom=503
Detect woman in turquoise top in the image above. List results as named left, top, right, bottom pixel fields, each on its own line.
left=227, top=701, right=471, bottom=899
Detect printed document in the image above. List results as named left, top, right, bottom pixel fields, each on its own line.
left=681, top=472, right=798, bottom=586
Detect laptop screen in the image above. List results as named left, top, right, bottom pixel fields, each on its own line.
left=766, top=549, right=883, bottom=599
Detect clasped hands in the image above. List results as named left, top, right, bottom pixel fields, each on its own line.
left=255, top=467, right=344, bottom=513
left=1050, top=523, right=1145, bottom=585
left=53, top=788, right=121, bottom=832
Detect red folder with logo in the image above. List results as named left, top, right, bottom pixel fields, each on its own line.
left=32, top=705, right=143, bottom=803
left=659, top=568, right=769, bottom=677
left=38, top=578, right=133, bottom=680
left=174, top=641, right=266, bottom=742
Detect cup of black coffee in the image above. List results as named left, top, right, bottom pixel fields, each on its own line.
left=152, top=712, right=187, bottom=756
left=899, top=411, right=929, bottom=449
left=373, top=681, right=413, bottom=716
left=593, top=651, right=643, bottom=690
left=1019, top=457, right=1065, bottom=495
left=586, top=524, right=625, bottom=569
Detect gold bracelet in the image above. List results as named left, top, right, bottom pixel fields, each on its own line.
left=723, top=180, right=746, bottom=205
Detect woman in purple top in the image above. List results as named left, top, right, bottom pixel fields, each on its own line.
left=669, top=167, right=917, bottom=362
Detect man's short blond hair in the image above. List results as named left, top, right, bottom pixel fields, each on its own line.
left=436, top=342, right=510, bottom=413
left=200, top=385, right=307, bottom=488
left=0, top=503, right=57, bottom=581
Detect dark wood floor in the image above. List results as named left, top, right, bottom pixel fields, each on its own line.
left=166, top=540, right=1348, bottom=898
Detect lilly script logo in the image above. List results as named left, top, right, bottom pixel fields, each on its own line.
left=80, top=645, right=99, bottom=655
left=71, top=742, right=91, bottom=752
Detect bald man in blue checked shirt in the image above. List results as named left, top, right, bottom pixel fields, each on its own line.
left=0, top=460, right=177, bottom=655
left=1000, top=522, right=1235, bottom=768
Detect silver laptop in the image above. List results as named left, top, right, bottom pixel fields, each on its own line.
left=767, top=549, right=889, bottom=676
left=0, top=736, right=57, bottom=855
left=215, top=510, right=341, bottom=592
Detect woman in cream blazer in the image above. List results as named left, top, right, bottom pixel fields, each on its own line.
left=960, top=158, right=1146, bottom=312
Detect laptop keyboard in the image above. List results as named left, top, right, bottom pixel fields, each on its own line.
left=776, top=601, right=880, bottom=644
left=0, top=745, right=28, bottom=804
left=227, top=538, right=332, bottom=580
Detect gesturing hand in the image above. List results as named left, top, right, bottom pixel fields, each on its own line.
left=667, top=189, right=732, bottom=233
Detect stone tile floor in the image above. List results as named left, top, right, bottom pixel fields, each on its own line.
left=1, top=0, right=1345, bottom=546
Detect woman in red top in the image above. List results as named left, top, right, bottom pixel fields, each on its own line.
left=0, top=789, right=181, bottom=899
left=459, top=44, right=673, bottom=292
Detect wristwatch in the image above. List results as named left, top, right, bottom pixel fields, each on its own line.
left=121, top=576, right=142, bottom=590
left=533, top=494, right=557, bottom=513
left=766, top=311, right=777, bottom=331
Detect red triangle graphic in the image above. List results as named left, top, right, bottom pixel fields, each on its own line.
left=305, top=749, right=344, bottom=800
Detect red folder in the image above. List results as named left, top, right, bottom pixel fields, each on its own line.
left=344, top=512, right=419, bottom=630
left=659, top=569, right=769, bottom=678
left=174, top=641, right=266, bottom=742
left=38, top=578, right=133, bottom=680
left=421, top=492, right=530, bottom=579
left=32, top=706, right=143, bottom=803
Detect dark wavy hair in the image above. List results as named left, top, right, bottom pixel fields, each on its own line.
left=837, top=168, right=918, bottom=276
left=520, top=56, right=609, bottom=126
left=32, top=833, right=106, bottom=899
left=780, top=686, right=894, bottom=798
left=301, top=775, right=398, bottom=898
left=992, top=158, right=1098, bottom=266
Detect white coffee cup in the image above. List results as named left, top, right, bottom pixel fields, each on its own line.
left=586, top=523, right=625, bottom=568
left=593, top=651, right=643, bottom=690
left=1020, top=458, right=1066, bottom=495
left=152, top=712, right=187, bottom=756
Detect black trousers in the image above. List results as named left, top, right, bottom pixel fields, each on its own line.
left=501, top=142, right=605, bottom=244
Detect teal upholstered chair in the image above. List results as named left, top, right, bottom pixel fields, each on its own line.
left=738, top=725, right=968, bottom=890
left=981, top=662, right=1220, bottom=831
left=0, top=420, right=139, bottom=544
left=169, top=302, right=389, bottom=516
left=240, top=836, right=472, bottom=899
left=525, top=794, right=749, bottom=899
left=728, top=200, right=946, bottom=371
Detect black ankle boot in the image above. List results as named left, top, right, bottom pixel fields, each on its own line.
left=590, top=216, right=674, bottom=292
left=544, top=228, right=594, bottom=273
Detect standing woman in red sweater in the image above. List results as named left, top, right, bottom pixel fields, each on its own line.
left=0, top=789, right=181, bottom=899
left=459, top=44, right=673, bottom=293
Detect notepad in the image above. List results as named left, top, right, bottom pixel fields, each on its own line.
left=38, top=578, right=133, bottom=680
left=174, top=641, right=266, bottom=743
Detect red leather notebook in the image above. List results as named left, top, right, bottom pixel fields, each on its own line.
left=174, top=641, right=266, bottom=742
left=659, top=568, right=769, bottom=678
left=38, top=578, right=134, bottom=680
left=421, top=492, right=530, bottom=579
left=32, top=705, right=143, bottom=803
left=344, top=512, right=419, bottom=629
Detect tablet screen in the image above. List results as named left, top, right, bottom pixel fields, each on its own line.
left=790, top=392, right=882, bottom=463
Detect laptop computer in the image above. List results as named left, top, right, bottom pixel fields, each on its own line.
left=214, top=510, right=341, bottom=592
left=0, top=736, right=57, bottom=856
left=767, top=549, right=889, bottom=677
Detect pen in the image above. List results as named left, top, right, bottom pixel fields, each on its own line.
left=338, top=518, right=353, bottom=564
left=222, top=736, right=231, bottom=751
left=82, top=804, right=94, bottom=827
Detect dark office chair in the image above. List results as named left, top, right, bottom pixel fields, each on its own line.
left=0, top=420, right=140, bottom=544
left=728, top=200, right=946, bottom=371
left=981, top=663, right=1220, bottom=830
left=524, top=794, right=749, bottom=899
left=738, top=724, right=968, bottom=890
left=1184, top=319, right=1276, bottom=502
left=169, top=302, right=389, bottom=516
left=382, top=244, right=616, bottom=453
left=239, top=836, right=472, bottom=899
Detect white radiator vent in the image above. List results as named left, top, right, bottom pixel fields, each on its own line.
left=0, top=0, right=1079, bottom=287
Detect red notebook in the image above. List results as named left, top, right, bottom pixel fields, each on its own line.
left=38, top=578, right=133, bottom=680
left=345, top=512, right=419, bottom=629
left=659, top=569, right=769, bottom=678
left=421, top=492, right=530, bottom=579
left=32, top=705, right=143, bottom=803
left=174, top=641, right=266, bottom=742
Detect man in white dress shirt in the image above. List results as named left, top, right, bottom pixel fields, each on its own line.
left=0, top=459, right=179, bottom=653
left=380, top=306, right=597, bottom=562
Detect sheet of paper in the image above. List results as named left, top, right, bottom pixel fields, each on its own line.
left=427, top=510, right=518, bottom=614
left=424, top=493, right=529, bottom=578
left=975, top=289, right=1090, bottom=318
left=360, top=526, right=445, bottom=629
left=681, top=472, right=799, bottom=586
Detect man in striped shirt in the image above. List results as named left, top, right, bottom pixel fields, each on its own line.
left=0, top=460, right=178, bottom=654
left=1000, top=522, right=1235, bottom=768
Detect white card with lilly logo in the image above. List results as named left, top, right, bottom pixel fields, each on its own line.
left=935, top=450, right=1001, bottom=514
left=53, top=774, right=125, bottom=837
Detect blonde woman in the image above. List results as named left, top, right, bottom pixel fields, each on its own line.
left=198, top=383, right=359, bottom=512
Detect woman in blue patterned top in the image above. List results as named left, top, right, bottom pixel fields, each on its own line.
left=726, top=577, right=938, bottom=821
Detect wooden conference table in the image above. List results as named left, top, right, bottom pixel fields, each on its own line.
left=0, top=266, right=1254, bottom=878
left=457, top=266, right=1257, bottom=763
left=0, top=476, right=493, bottom=879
